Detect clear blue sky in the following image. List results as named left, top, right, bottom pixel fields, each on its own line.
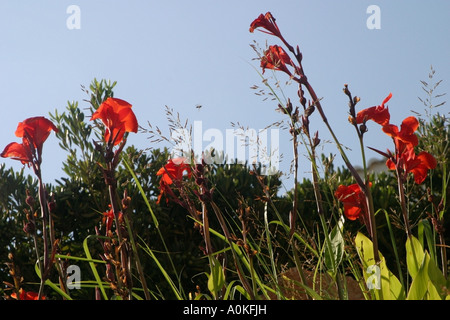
left=1, top=1, right=449, bottom=191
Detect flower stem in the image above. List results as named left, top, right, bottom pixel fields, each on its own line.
left=123, top=214, right=151, bottom=300
left=357, top=132, right=380, bottom=263
left=107, top=180, right=132, bottom=299
left=396, top=169, right=412, bottom=237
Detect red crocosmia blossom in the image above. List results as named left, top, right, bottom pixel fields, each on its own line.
left=249, top=12, right=283, bottom=38
left=90, top=97, right=138, bottom=146
left=156, top=158, right=192, bottom=204
left=356, top=93, right=392, bottom=126
left=157, top=158, right=192, bottom=185
left=261, top=45, right=294, bottom=75
left=15, top=117, right=59, bottom=152
left=11, top=289, right=43, bottom=300
left=102, top=207, right=123, bottom=233
left=386, top=147, right=437, bottom=184
left=335, top=182, right=371, bottom=222
left=1, top=116, right=58, bottom=165
left=382, top=116, right=419, bottom=152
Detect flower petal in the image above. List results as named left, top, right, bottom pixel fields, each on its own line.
left=0, top=141, right=33, bottom=164
left=15, top=117, right=58, bottom=151
left=91, top=97, right=138, bottom=145
left=356, top=93, right=391, bottom=125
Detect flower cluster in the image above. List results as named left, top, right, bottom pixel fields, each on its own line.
left=357, top=94, right=437, bottom=184
left=336, top=93, right=437, bottom=221
left=250, top=12, right=300, bottom=79
left=0, top=96, right=140, bottom=299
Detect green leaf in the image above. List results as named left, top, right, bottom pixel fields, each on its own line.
left=426, top=253, right=447, bottom=294
left=405, top=235, right=446, bottom=300
left=223, top=280, right=239, bottom=300
left=426, top=280, right=442, bottom=300
left=324, top=224, right=344, bottom=275
left=355, top=232, right=405, bottom=300
left=406, top=257, right=429, bottom=300
left=83, top=235, right=109, bottom=300
left=233, top=285, right=251, bottom=300
left=207, top=258, right=225, bottom=297
left=139, top=240, right=183, bottom=300
left=406, top=252, right=443, bottom=300
left=405, top=235, right=425, bottom=279
left=122, top=157, right=159, bottom=228
left=418, top=219, right=437, bottom=264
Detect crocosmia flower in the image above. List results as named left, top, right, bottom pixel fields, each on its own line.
left=380, top=116, right=436, bottom=184
left=382, top=116, right=419, bottom=152
left=11, top=289, right=43, bottom=300
left=1, top=116, right=58, bottom=165
left=335, top=182, right=371, bottom=221
left=156, top=158, right=191, bottom=204
left=249, top=12, right=282, bottom=38
left=261, top=45, right=294, bottom=75
left=102, top=207, right=123, bottom=234
left=90, top=97, right=138, bottom=146
left=386, top=147, right=437, bottom=184
left=356, top=93, right=392, bottom=126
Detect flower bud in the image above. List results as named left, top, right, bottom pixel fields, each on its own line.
left=359, top=124, right=368, bottom=133
left=305, top=104, right=315, bottom=117
left=23, top=220, right=35, bottom=234
left=25, top=190, right=35, bottom=207
left=122, top=190, right=131, bottom=209
left=195, top=163, right=204, bottom=174
left=313, top=131, right=321, bottom=147
left=48, top=201, right=56, bottom=213
left=348, top=116, right=356, bottom=125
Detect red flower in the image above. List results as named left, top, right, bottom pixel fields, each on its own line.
left=90, top=97, right=138, bottom=146
left=335, top=183, right=371, bottom=221
left=1, top=116, right=58, bottom=165
left=261, top=45, right=294, bottom=75
left=381, top=115, right=436, bottom=184
left=386, top=147, right=437, bottom=184
left=249, top=12, right=283, bottom=38
left=382, top=116, right=419, bottom=152
left=11, top=289, right=43, bottom=300
left=102, top=207, right=123, bottom=233
left=156, top=158, right=191, bottom=204
left=356, top=93, right=392, bottom=126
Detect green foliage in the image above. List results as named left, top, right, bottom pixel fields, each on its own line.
left=0, top=165, right=39, bottom=291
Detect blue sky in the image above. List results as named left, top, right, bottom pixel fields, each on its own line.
left=1, top=1, right=449, bottom=191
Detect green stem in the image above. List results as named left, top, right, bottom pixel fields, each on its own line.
left=108, top=181, right=132, bottom=299
left=123, top=214, right=151, bottom=300
left=396, top=169, right=412, bottom=238
left=440, top=162, right=448, bottom=278
left=290, top=131, right=299, bottom=239
left=37, top=175, right=49, bottom=300
left=357, top=135, right=380, bottom=263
